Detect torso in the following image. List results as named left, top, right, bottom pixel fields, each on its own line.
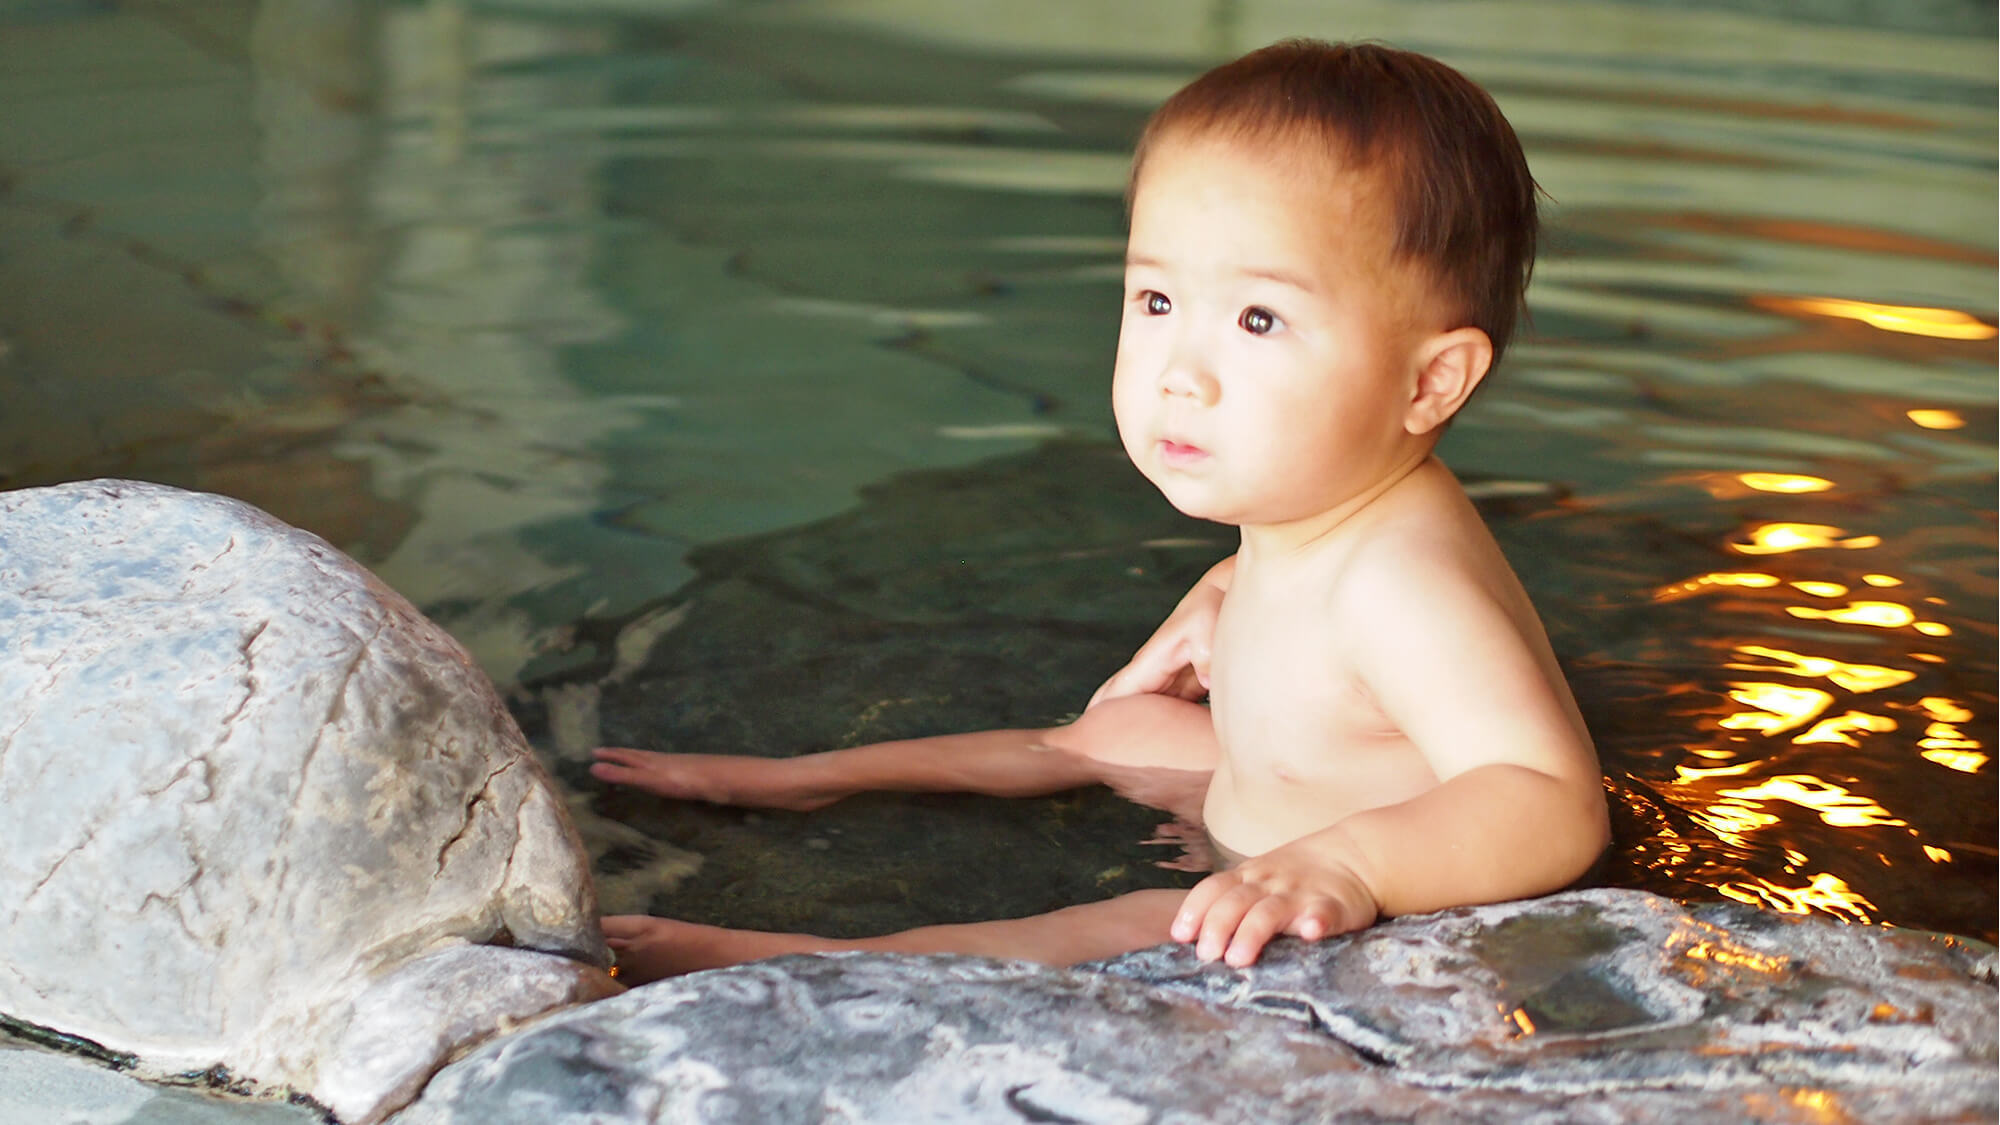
left=1198, top=459, right=1567, bottom=857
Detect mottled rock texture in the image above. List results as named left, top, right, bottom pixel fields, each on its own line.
left=393, top=889, right=1994, bottom=1124
left=0, top=480, right=612, bottom=1123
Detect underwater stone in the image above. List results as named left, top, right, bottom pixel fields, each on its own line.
left=0, top=480, right=612, bottom=1123
left=393, top=889, right=1994, bottom=1124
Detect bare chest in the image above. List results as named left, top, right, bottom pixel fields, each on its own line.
left=1206, top=580, right=1403, bottom=781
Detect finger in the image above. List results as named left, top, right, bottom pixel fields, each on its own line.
left=593, top=747, right=650, bottom=767
left=588, top=761, right=642, bottom=786
left=1286, top=899, right=1344, bottom=942
left=1171, top=873, right=1239, bottom=943
left=1224, top=896, right=1298, bottom=967
left=1194, top=884, right=1267, bottom=962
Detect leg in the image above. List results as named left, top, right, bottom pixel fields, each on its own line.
left=592, top=693, right=1220, bottom=816
left=604, top=889, right=1186, bottom=981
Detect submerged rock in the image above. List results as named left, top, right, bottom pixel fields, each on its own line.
left=0, top=480, right=613, bottom=1123
left=392, top=889, right=1995, bottom=1124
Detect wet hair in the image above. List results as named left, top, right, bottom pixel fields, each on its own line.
left=1130, top=39, right=1540, bottom=366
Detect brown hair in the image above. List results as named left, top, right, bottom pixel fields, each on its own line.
left=1130, top=39, right=1540, bottom=366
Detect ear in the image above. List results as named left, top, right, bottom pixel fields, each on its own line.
left=1403, top=327, right=1493, bottom=436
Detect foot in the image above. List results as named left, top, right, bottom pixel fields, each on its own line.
left=590, top=748, right=846, bottom=811
left=602, top=914, right=837, bottom=982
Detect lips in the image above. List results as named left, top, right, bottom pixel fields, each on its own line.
left=1159, top=438, right=1207, bottom=467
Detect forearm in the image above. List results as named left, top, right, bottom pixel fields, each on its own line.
left=1307, top=764, right=1609, bottom=918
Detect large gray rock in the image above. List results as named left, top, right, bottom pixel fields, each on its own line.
left=0, top=480, right=613, bottom=1123
left=392, top=889, right=1995, bottom=1124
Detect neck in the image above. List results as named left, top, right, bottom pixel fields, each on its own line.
left=1235, top=446, right=1437, bottom=566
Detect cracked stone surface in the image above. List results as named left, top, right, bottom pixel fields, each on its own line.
left=0, top=480, right=613, bottom=1123
left=391, top=889, right=1995, bottom=1124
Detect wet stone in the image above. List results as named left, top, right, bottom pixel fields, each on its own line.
left=395, top=890, right=1995, bottom=1124
left=0, top=480, right=613, bottom=1124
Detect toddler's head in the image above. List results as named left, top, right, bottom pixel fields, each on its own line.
left=1131, top=39, right=1538, bottom=367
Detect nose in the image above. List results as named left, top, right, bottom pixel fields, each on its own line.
left=1159, top=336, right=1219, bottom=406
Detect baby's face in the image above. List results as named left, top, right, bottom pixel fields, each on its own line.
left=1114, top=131, right=1437, bottom=531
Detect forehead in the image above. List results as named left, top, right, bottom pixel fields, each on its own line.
left=1127, top=131, right=1397, bottom=271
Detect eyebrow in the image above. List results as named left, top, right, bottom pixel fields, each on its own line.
left=1123, top=255, right=1320, bottom=295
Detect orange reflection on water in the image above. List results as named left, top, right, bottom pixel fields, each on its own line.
left=1917, top=697, right=1973, bottom=723
left=1793, top=711, right=1897, bottom=747
left=1731, top=523, right=1881, bottom=555
left=1786, top=600, right=1915, bottom=628
left=1912, top=621, right=1953, bottom=637
left=1922, top=747, right=1989, bottom=773
left=1738, top=472, right=1834, bottom=494
left=1719, top=682, right=1833, bottom=736
left=1689, top=801, right=1781, bottom=849
left=1726, top=645, right=1914, bottom=693
left=1922, top=845, right=1953, bottom=863
left=1717, top=872, right=1877, bottom=923
left=1861, top=573, right=1902, bottom=587
left=1654, top=572, right=1779, bottom=600
left=1719, top=775, right=1906, bottom=829
left=1907, top=408, right=1967, bottom=429
left=1768, top=296, right=1998, bottom=340
left=1789, top=580, right=1847, bottom=597
left=1915, top=700, right=1988, bottom=772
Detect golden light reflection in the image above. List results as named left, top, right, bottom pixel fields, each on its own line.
left=1719, top=775, right=1906, bottom=829
left=1861, top=574, right=1902, bottom=587
left=1682, top=940, right=1790, bottom=976
left=1909, top=652, right=1944, bottom=664
left=1792, top=711, right=1897, bottom=747
left=1912, top=621, right=1953, bottom=637
left=1786, top=601, right=1915, bottom=628
left=1675, top=762, right=1759, bottom=781
left=1907, top=408, right=1967, bottom=429
left=1738, top=472, right=1834, bottom=494
left=1727, top=645, right=1914, bottom=693
left=1772, top=296, right=1998, bottom=340
left=1917, top=697, right=1974, bottom=723
left=1921, top=748, right=1989, bottom=773
left=1716, top=872, right=1876, bottom=924
left=1784, top=1087, right=1844, bottom=1123
left=1789, top=580, right=1847, bottom=598
left=1922, top=845, right=1952, bottom=863
left=1653, top=572, right=1778, bottom=600
left=1508, top=1008, right=1536, bottom=1036
left=1718, top=682, right=1832, bottom=736
left=1731, top=523, right=1880, bottom=555
left=1690, top=802, right=1782, bottom=847
left=1916, top=709, right=1988, bottom=773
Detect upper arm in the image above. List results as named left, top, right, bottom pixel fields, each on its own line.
left=1337, top=544, right=1597, bottom=789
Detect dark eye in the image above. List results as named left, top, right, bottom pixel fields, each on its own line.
left=1239, top=306, right=1276, bottom=335
left=1144, top=291, right=1172, bottom=315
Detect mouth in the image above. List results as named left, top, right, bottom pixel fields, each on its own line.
left=1158, top=439, right=1207, bottom=466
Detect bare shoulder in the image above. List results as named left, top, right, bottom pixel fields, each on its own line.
left=1329, top=463, right=1596, bottom=780
left=1331, top=464, right=1514, bottom=621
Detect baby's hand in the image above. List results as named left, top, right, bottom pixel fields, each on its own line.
left=1087, top=573, right=1226, bottom=710
left=1171, top=843, right=1378, bottom=967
